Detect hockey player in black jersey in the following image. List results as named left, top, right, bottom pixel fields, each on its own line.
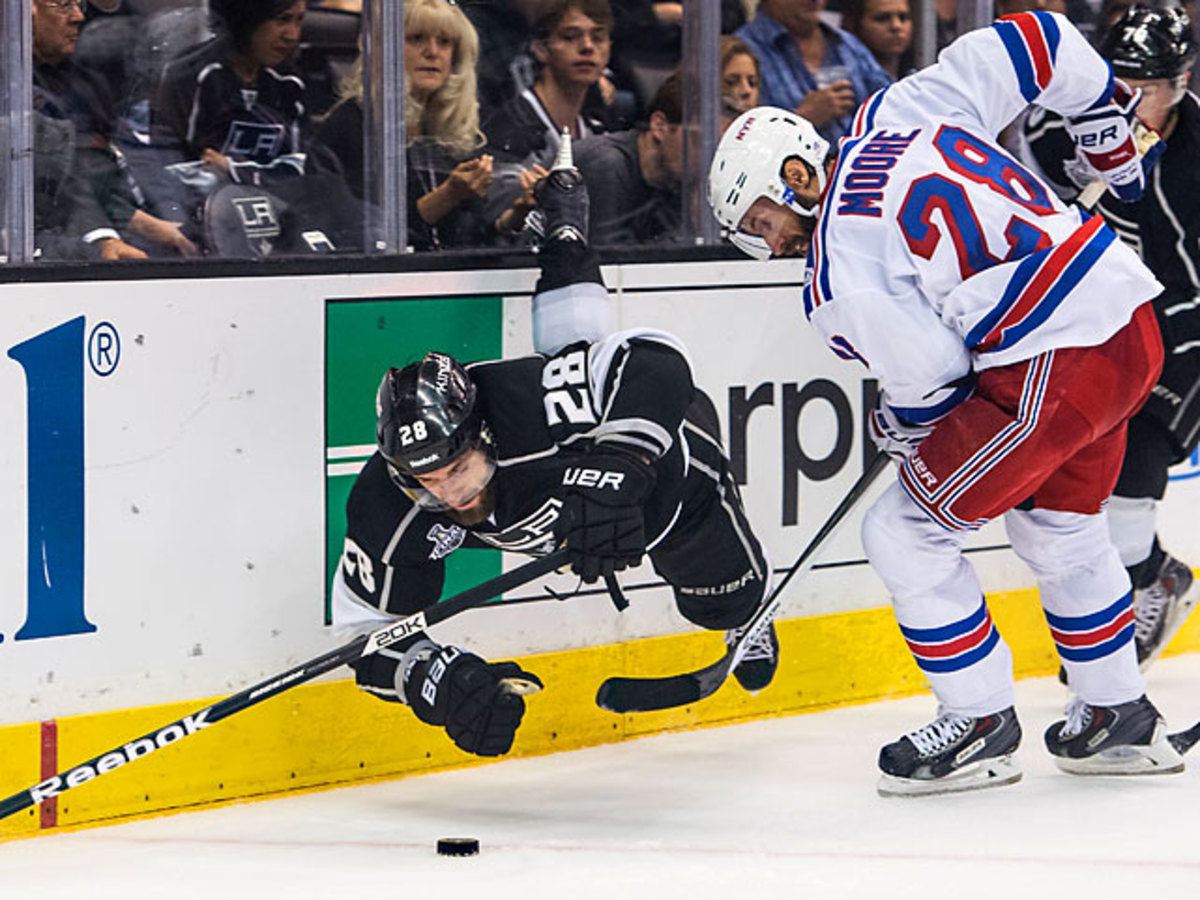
left=1023, top=5, right=1200, bottom=674
left=330, top=164, right=777, bottom=759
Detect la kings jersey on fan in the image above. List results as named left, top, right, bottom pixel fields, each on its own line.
left=332, top=329, right=769, bottom=689
left=803, top=11, right=1163, bottom=426
left=1023, top=94, right=1200, bottom=458
left=155, top=43, right=307, bottom=184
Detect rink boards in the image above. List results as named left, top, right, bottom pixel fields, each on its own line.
left=2, top=258, right=1198, bottom=837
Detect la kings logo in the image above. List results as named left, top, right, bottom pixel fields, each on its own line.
left=474, top=498, right=562, bottom=554
left=427, top=523, right=466, bottom=560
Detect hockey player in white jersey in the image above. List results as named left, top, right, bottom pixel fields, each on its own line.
left=708, top=10, right=1185, bottom=795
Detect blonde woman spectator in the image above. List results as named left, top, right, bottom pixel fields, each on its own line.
left=317, top=0, right=495, bottom=250
left=721, top=35, right=762, bottom=111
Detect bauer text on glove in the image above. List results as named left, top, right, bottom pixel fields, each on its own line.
left=403, top=643, right=542, bottom=757
left=553, top=447, right=656, bottom=583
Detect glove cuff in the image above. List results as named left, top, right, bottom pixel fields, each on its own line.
left=395, top=638, right=440, bottom=706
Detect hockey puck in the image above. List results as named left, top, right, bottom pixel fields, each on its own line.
left=436, top=837, right=480, bottom=857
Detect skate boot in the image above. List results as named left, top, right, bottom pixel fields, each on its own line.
left=533, top=129, right=589, bottom=245
left=1044, top=695, right=1184, bottom=775
left=877, top=707, right=1022, bottom=797
left=726, top=617, right=779, bottom=693
left=1133, top=554, right=1199, bottom=670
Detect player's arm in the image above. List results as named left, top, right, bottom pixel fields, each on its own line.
left=897, top=12, right=1114, bottom=138
left=333, top=455, right=539, bottom=756
left=548, top=329, right=695, bottom=581
left=809, top=288, right=974, bottom=459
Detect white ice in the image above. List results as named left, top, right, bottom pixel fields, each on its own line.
left=4, top=655, right=1199, bottom=899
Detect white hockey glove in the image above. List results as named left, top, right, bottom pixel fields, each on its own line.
left=869, top=396, right=932, bottom=462
left=1065, top=82, right=1165, bottom=204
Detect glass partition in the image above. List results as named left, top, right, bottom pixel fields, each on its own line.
left=4, top=0, right=972, bottom=268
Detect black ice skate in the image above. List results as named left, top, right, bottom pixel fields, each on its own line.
left=533, top=130, right=589, bottom=245
left=1044, top=695, right=1184, bottom=775
left=877, top=707, right=1022, bottom=797
left=726, top=617, right=779, bottom=693
left=1133, top=554, right=1199, bottom=670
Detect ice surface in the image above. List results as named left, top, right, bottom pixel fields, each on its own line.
left=3, top=655, right=1199, bottom=899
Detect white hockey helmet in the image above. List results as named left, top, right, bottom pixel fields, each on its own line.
left=708, top=106, right=831, bottom=259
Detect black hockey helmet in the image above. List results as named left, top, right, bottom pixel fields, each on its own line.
left=1100, top=5, right=1197, bottom=80
left=376, top=353, right=484, bottom=477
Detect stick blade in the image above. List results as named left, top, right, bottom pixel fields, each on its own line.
left=595, top=674, right=703, bottom=713
left=1167, top=720, right=1200, bottom=756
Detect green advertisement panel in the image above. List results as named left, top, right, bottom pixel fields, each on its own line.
left=324, top=294, right=504, bottom=623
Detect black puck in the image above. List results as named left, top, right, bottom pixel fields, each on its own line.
left=437, top=837, right=480, bottom=857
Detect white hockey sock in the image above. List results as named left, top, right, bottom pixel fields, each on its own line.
left=1106, top=495, right=1157, bottom=570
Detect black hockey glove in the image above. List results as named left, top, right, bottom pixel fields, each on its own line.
left=404, top=644, right=542, bottom=757
left=554, top=447, right=656, bottom=583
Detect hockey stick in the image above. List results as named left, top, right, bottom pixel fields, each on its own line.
left=596, top=451, right=890, bottom=713
left=0, top=549, right=568, bottom=822
left=1168, top=719, right=1200, bottom=756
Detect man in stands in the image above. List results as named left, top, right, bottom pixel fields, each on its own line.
left=708, top=10, right=1184, bottom=794
left=571, top=72, right=685, bottom=244
left=32, top=0, right=195, bottom=259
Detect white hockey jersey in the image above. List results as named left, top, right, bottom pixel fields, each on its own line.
left=802, top=11, right=1163, bottom=425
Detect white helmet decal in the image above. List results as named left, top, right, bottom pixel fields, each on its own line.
left=708, top=106, right=831, bottom=258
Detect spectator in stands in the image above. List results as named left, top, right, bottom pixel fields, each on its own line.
left=841, top=0, right=914, bottom=80
left=571, top=71, right=685, bottom=245
left=736, top=0, right=892, bottom=143
left=153, top=0, right=309, bottom=190
left=317, top=0, right=497, bottom=251
left=32, top=0, right=194, bottom=260
left=721, top=34, right=762, bottom=112
left=483, top=0, right=625, bottom=237
left=485, top=0, right=618, bottom=164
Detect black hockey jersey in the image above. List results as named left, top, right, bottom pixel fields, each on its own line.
left=154, top=38, right=307, bottom=184
left=332, top=329, right=698, bottom=625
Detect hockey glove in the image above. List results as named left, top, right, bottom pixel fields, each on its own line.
left=554, top=447, right=656, bottom=583
left=1065, top=82, right=1165, bottom=204
left=404, top=643, right=542, bottom=757
left=869, top=396, right=932, bottom=462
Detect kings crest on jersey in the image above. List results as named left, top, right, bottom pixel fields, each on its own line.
left=802, top=10, right=1163, bottom=427
left=332, top=329, right=695, bottom=626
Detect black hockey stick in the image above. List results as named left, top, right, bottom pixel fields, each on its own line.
left=596, top=451, right=890, bottom=713
left=1168, top=719, right=1200, bottom=756
left=0, top=549, right=568, bottom=822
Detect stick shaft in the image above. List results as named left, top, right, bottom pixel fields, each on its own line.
left=0, top=549, right=567, bottom=822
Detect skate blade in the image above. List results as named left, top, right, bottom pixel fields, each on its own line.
left=1053, top=733, right=1184, bottom=776
left=877, top=755, right=1022, bottom=798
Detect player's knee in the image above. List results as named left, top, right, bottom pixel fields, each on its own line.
left=1004, top=507, right=1110, bottom=578
left=673, top=569, right=765, bottom=630
left=861, top=483, right=926, bottom=569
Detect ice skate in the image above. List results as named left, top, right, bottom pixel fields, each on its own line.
left=533, top=129, right=589, bottom=245
left=1133, top=554, right=1199, bottom=670
left=726, top=616, right=779, bottom=693
left=1044, top=695, right=1184, bottom=775
left=877, top=707, right=1023, bottom=797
